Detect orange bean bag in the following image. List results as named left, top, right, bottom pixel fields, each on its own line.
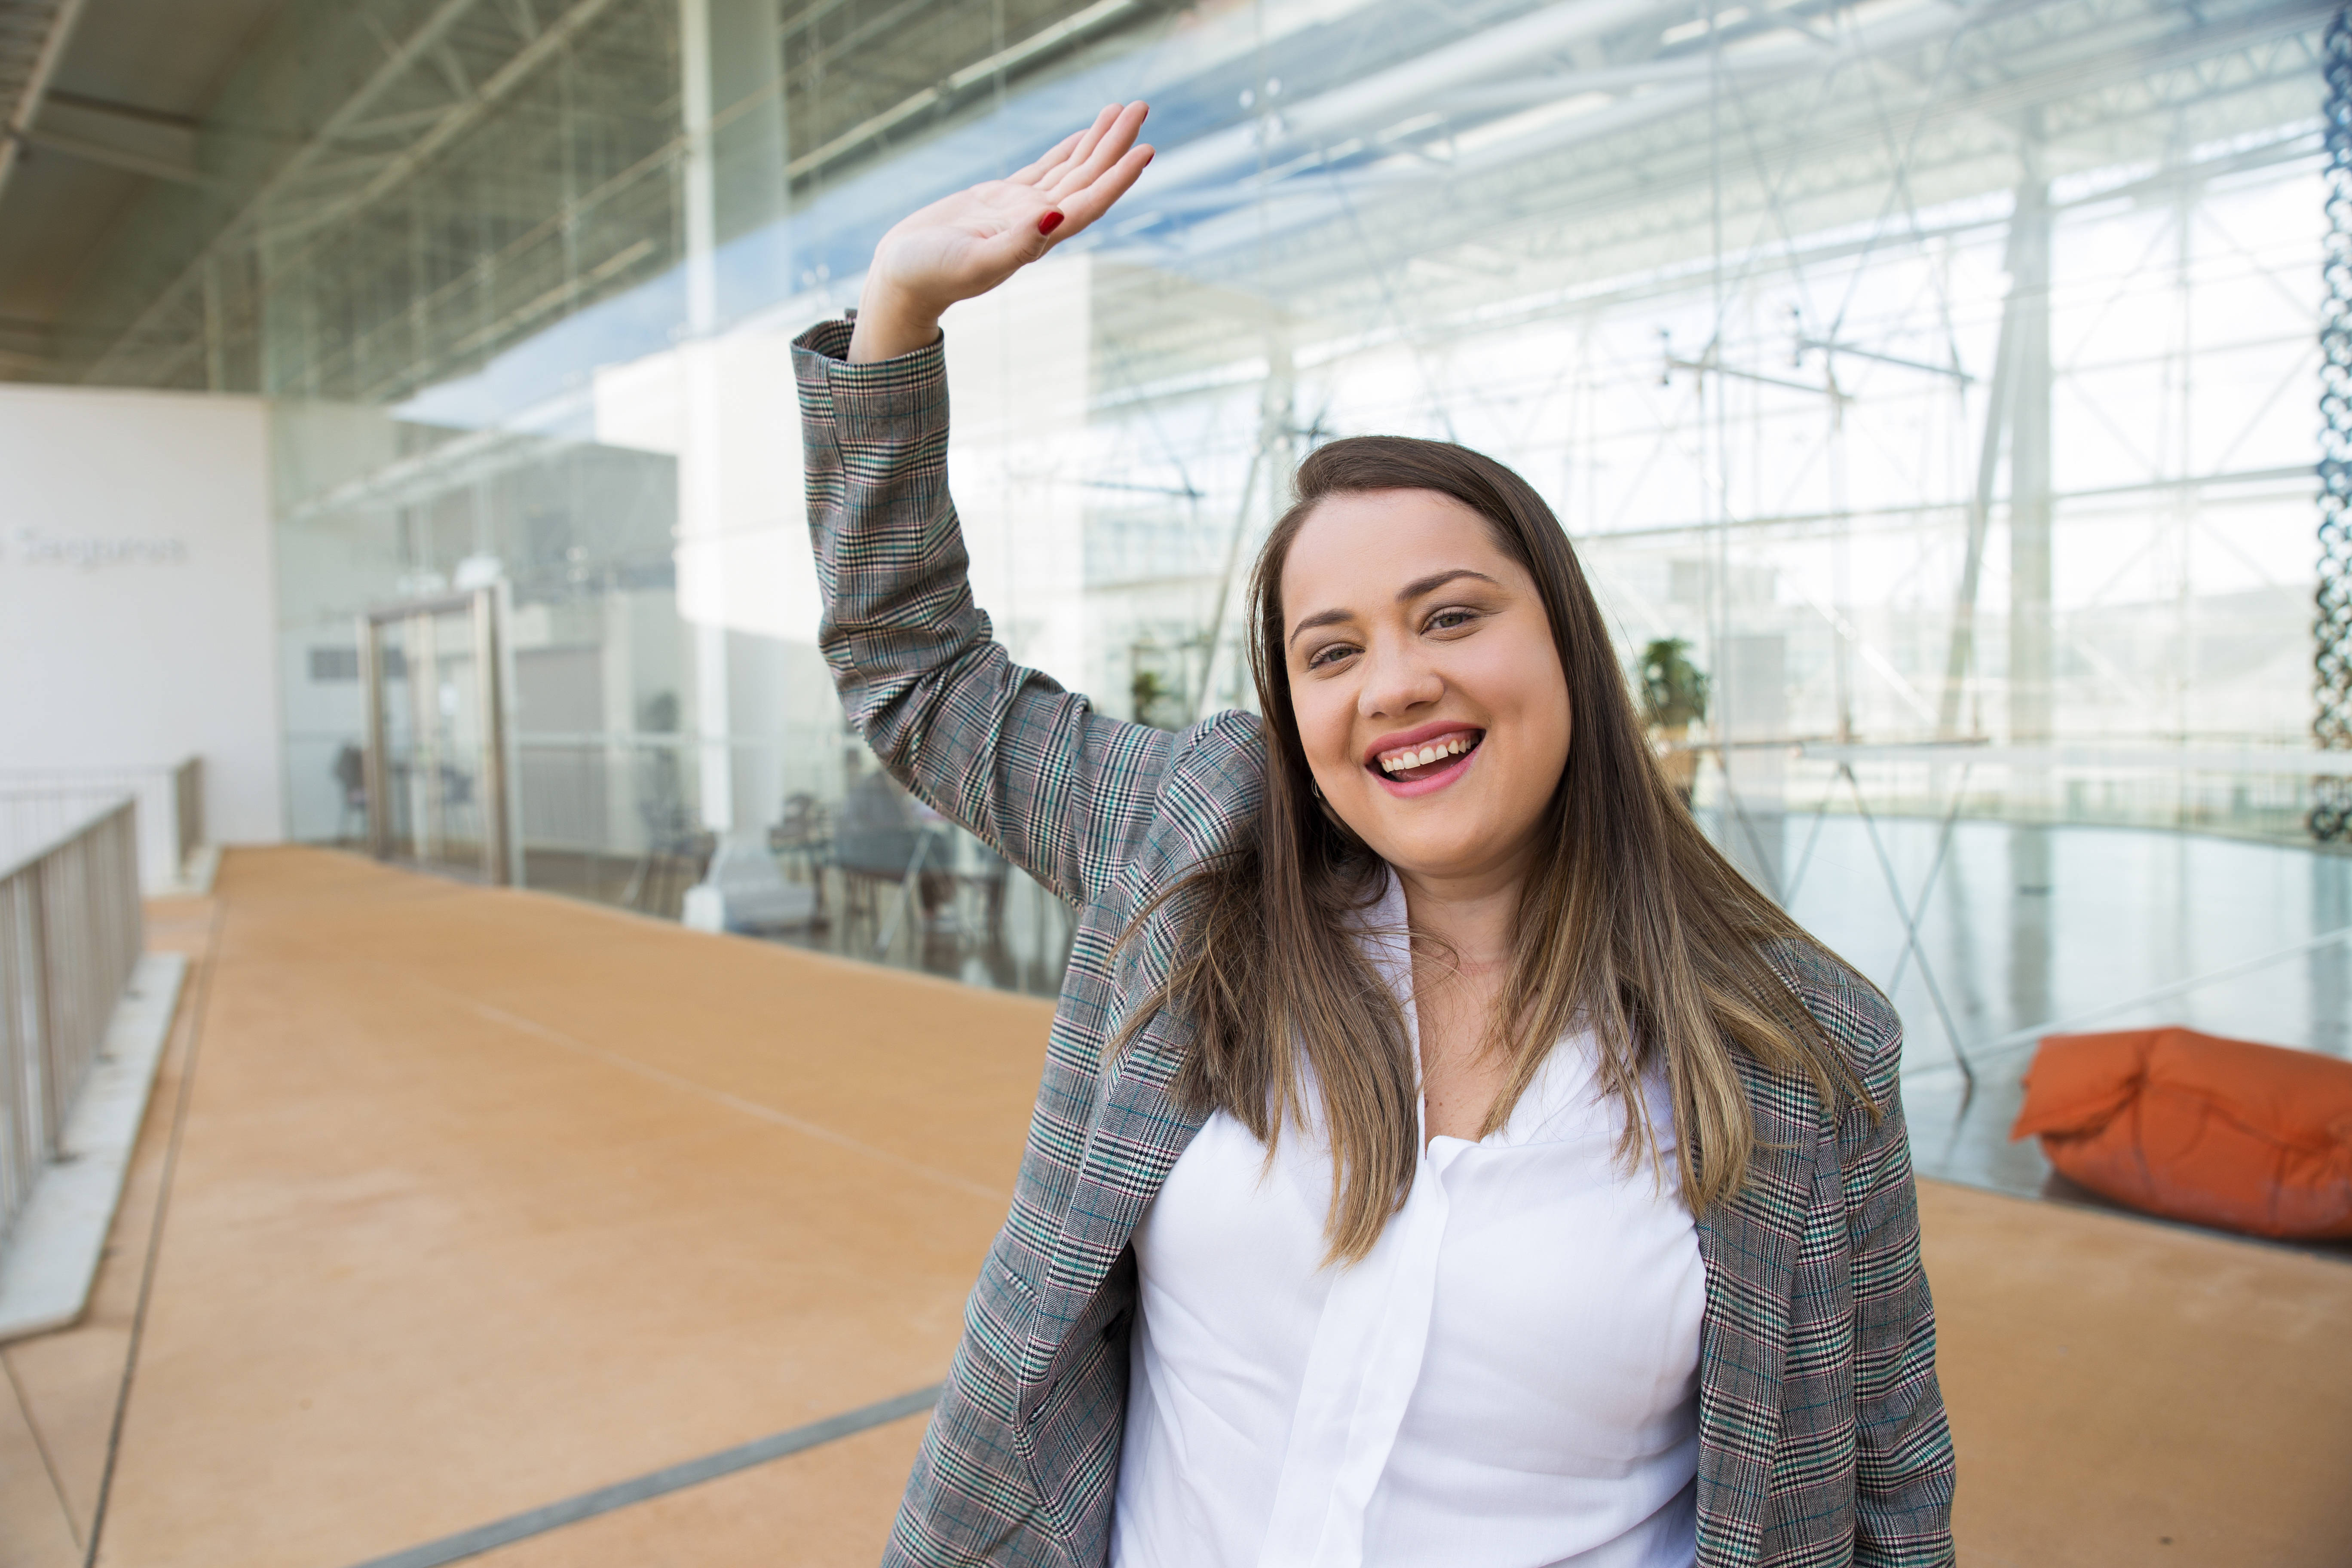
left=2010, top=1026, right=2352, bottom=1240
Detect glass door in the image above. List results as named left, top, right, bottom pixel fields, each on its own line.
left=361, top=588, right=512, bottom=884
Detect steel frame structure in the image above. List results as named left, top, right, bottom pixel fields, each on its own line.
left=63, top=0, right=1169, bottom=399
left=58, top=0, right=2337, bottom=414
left=1066, top=0, right=2333, bottom=777
left=2318, top=5, right=2352, bottom=839
left=34, top=0, right=2346, bottom=843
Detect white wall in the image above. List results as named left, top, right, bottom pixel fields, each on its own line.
left=0, top=386, right=284, bottom=847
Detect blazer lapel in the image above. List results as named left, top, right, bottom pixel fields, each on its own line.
left=1692, top=1054, right=1825, bottom=1565
left=1029, top=902, right=1207, bottom=1378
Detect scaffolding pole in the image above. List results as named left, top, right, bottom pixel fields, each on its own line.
left=2316, top=8, right=2352, bottom=840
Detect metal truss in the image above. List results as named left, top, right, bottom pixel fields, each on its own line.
left=60, top=0, right=2340, bottom=408
left=44, top=0, right=2346, bottom=792
left=1104, top=0, right=2335, bottom=766
left=0, top=0, right=89, bottom=214
left=1152, top=0, right=2332, bottom=312
left=79, top=0, right=656, bottom=393
left=1078, top=0, right=2334, bottom=594
left=69, top=0, right=1179, bottom=402
left=2317, top=7, right=2352, bottom=840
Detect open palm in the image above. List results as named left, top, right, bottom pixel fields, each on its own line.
left=852, top=102, right=1153, bottom=361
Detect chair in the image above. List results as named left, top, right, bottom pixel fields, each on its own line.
left=771, top=791, right=833, bottom=922
left=623, top=749, right=709, bottom=916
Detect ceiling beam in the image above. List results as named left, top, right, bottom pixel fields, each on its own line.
left=18, top=91, right=205, bottom=184
left=0, top=0, right=95, bottom=213
left=12, top=122, right=202, bottom=182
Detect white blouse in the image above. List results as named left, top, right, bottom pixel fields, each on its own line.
left=1112, top=873, right=1706, bottom=1568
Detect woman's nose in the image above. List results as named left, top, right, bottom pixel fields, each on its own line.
left=1357, top=642, right=1442, bottom=719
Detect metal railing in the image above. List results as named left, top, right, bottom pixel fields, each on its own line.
left=1673, top=739, right=2352, bottom=850
left=0, top=799, right=143, bottom=1245
left=0, top=759, right=204, bottom=892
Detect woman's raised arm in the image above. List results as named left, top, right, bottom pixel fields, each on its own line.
left=794, top=106, right=1202, bottom=909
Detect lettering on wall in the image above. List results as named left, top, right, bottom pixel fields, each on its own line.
left=3, top=527, right=190, bottom=569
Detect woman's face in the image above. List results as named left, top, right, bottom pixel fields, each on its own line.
left=1280, top=489, right=1573, bottom=888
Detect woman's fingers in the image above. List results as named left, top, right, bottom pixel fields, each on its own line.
left=1035, top=104, right=1123, bottom=190
left=1046, top=102, right=1148, bottom=200
left=1047, top=144, right=1154, bottom=239
left=1008, top=127, right=1086, bottom=186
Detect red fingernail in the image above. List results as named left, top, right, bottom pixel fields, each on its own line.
left=1038, top=211, right=1064, bottom=236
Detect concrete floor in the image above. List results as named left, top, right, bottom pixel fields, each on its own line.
left=2, top=846, right=2347, bottom=1566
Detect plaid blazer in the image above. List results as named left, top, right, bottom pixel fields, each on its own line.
left=793, top=318, right=1956, bottom=1568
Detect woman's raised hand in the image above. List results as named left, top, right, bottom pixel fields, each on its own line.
left=848, top=102, right=1154, bottom=363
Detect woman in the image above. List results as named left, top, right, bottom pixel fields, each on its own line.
left=796, top=102, right=1954, bottom=1568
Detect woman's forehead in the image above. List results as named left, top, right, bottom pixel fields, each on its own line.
left=1282, top=490, right=1517, bottom=601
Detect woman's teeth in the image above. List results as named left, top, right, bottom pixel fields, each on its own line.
left=1377, top=734, right=1478, bottom=774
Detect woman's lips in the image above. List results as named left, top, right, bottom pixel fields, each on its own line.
left=1373, top=730, right=1481, bottom=774
left=1369, top=733, right=1483, bottom=797
left=1366, top=725, right=1486, bottom=772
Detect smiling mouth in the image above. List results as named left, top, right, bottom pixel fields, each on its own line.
left=1371, top=730, right=1485, bottom=782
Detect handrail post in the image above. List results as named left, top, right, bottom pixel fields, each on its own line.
left=0, top=798, right=144, bottom=1246
left=172, top=756, right=204, bottom=875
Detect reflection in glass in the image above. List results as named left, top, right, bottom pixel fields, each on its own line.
left=45, top=0, right=2308, bottom=1011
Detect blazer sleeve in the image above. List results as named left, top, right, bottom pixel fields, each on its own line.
left=792, top=317, right=1173, bottom=908
left=1840, top=1006, right=1960, bottom=1566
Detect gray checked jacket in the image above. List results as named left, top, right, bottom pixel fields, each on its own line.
left=792, top=318, right=1957, bottom=1568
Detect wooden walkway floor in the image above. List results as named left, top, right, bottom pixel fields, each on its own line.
left=1, top=847, right=2345, bottom=1566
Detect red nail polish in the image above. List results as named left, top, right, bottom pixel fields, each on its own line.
left=1038, top=211, right=1065, bottom=236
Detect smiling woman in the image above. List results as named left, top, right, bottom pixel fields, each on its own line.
left=799, top=101, right=1953, bottom=1568
left=1163, top=435, right=1860, bottom=1262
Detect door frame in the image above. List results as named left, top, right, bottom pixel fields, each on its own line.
left=358, top=586, right=516, bottom=885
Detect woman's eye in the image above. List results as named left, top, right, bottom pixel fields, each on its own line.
left=1427, top=608, right=1478, bottom=632
left=1305, top=643, right=1356, bottom=669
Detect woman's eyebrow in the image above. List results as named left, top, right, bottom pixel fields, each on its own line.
left=1286, top=606, right=1354, bottom=646
left=1398, top=568, right=1502, bottom=601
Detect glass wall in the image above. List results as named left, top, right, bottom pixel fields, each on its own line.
left=58, top=0, right=2340, bottom=999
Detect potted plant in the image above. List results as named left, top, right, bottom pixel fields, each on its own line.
left=1130, top=666, right=1182, bottom=732
left=1637, top=637, right=1709, bottom=805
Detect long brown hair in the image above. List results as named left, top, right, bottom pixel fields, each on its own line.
left=1148, top=435, right=1861, bottom=1263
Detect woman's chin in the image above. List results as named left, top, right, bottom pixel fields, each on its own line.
left=1350, top=815, right=1518, bottom=884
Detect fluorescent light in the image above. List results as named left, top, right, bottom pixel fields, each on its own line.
left=1450, top=92, right=1614, bottom=156
left=1661, top=6, right=1750, bottom=45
